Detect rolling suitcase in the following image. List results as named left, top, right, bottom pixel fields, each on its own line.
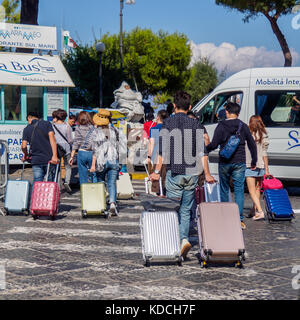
left=117, top=172, right=134, bottom=199
left=80, top=182, right=108, bottom=219
left=264, top=188, right=295, bottom=222
left=140, top=210, right=182, bottom=267
left=197, top=202, right=246, bottom=268
left=4, top=163, right=30, bottom=216
left=30, top=163, right=60, bottom=221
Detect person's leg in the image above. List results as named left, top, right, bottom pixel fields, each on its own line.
left=106, top=162, right=119, bottom=204
left=218, top=163, right=231, bottom=202
left=77, top=151, right=90, bottom=185
left=63, top=154, right=72, bottom=193
left=179, top=175, right=199, bottom=240
left=246, top=176, right=263, bottom=213
left=32, top=165, right=46, bottom=183
left=231, top=163, right=246, bottom=222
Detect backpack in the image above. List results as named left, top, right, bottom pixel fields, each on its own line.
left=220, top=121, right=243, bottom=159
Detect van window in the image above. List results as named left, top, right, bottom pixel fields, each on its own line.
left=256, top=91, right=300, bottom=127
left=196, top=92, right=243, bottom=125
left=4, top=86, right=22, bottom=121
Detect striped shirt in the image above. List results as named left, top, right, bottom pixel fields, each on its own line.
left=72, top=125, right=94, bottom=151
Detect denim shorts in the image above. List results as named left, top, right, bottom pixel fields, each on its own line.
left=245, top=168, right=265, bottom=177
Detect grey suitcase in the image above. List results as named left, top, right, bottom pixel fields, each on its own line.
left=4, top=164, right=30, bottom=215
left=204, top=176, right=232, bottom=202
left=140, top=210, right=182, bottom=267
left=197, top=202, right=246, bottom=268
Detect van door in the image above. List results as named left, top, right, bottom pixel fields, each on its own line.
left=193, top=90, right=246, bottom=174
left=254, top=90, right=300, bottom=180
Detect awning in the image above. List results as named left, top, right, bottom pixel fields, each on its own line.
left=0, top=52, right=75, bottom=87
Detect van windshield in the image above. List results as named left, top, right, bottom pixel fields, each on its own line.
left=256, top=91, right=300, bottom=127
left=194, top=91, right=243, bottom=125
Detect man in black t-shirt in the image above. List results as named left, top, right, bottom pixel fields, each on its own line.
left=21, top=112, right=59, bottom=182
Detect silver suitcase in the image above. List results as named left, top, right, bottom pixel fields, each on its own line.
left=4, top=164, right=30, bottom=215
left=204, top=176, right=232, bottom=203
left=140, top=210, right=182, bottom=267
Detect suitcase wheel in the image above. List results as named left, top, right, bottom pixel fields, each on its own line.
left=145, top=260, right=150, bottom=268
left=4, top=209, right=8, bottom=216
left=235, top=261, right=244, bottom=269
left=81, top=210, right=87, bottom=219
left=51, top=215, right=56, bottom=221
left=32, top=214, right=38, bottom=220
left=201, top=260, right=208, bottom=268
left=177, top=257, right=183, bottom=267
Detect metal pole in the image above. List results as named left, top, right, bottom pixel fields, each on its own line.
left=120, top=0, right=124, bottom=75
left=99, top=52, right=103, bottom=108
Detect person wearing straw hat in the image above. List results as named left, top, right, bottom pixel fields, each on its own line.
left=90, top=109, right=120, bottom=216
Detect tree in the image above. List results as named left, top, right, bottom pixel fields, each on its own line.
left=1, top=0, right=20, bottom=23
left=186, top=58, right=218, bottom=106
left=63, top=28, right=192, bottom=107
left=16, top=0, right=39, bottom=53
left=216, top=0, right=297, bottom=67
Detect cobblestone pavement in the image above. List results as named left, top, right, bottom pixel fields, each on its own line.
left=0, top=172, right=300, bottom=300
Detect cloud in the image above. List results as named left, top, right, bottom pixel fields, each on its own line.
left=190, top=41, right=300, bottom=74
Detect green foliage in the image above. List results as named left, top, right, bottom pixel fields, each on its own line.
left=216, top=0, right=297, bottom=21
left=153, top=92, right=172, bottom=105
left=1, top=0, right=20, bottom=23
left=63, top=28, right=192, bottom=108
left=186, top=58, right=218, bottom=106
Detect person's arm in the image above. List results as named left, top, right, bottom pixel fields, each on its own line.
left=206, top=124, right=222, bottom=153
left=147, top=137, right=155, bottom=164
left=21, top=140, right=28, bottom=162
left=202, top=155, right=215, bottom=183
left=149, top=154, right=163, bottom=181
left=90, top=155, right=97, bottom=172
left=48, top=131, right=59, bottom=164
left=244, top=125, right=257, bottom=169
left=262, top=134, right=270, bottom=175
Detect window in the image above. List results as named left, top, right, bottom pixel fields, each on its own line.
left=256, top=91, right=300, bottom=127
left=195, top=92, right=243, bottom=125
left=26, top=86, right=44, bottom=118
left=4, top=86, right=22, bottom=121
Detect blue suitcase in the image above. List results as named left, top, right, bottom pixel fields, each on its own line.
left=264, top=189, right=295, bottom=222
left=4, top=164, right=30, bottom=216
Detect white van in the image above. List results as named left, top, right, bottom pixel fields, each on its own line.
left=192, top=67, right=300, bottom=180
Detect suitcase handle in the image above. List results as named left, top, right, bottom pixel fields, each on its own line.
left=46, top=162, right=60, bottom=183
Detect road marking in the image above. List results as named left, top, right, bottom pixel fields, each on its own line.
left=7, top=226, right=140, bottom=239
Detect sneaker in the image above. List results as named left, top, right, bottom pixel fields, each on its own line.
left=63, top=183, right=72, bottom=194
left=241, top=221, right=246, bottom=230
left=180, top=239, right=192, bottom=260
left=109, top=202, right=119, bottom=216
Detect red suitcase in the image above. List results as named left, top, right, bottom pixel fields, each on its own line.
left=30, top=163, right=60, bottom=221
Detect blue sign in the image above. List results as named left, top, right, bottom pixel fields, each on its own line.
left=287, top=130, right=300, bottom=150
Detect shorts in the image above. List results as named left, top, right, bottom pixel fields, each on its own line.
left=245, top=168, right=265, bottom=178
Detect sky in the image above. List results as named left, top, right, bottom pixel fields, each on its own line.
left=37, top=0, right=300, bottom=74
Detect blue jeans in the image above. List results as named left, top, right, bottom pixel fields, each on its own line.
left=219, top=163, right=246, bottom=221
left=77, top=150, right=97, bottom=185
left=165, top=170, right=198, bottom=242
left=96, top=161, right=119, bottom=204
left=32, top=164, right=57, bottom=183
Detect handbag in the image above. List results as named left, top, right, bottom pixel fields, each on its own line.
left=220, top=121, right=243, bottom=159
left=53, top=124, right=71, bottom=158
left=261, top=175, right=283, bottom=191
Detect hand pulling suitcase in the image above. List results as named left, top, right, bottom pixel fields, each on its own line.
left=140, top=210, right=183, bottom=267
left=197, top=202, right=246, bottom=268
left=264, top=188, right=295, bottom=222
left=80, top=182, right=108, bottom=219
left=117, top=172, right=134, bottom=199
left=204, top=178, right=232, bottom=203
left=30, top=163, right=60, bottom=221
left=4, top=163, right=30, bottom=216
left=144, top=162, right=163, bottom=196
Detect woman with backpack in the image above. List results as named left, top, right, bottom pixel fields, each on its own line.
left=89, top=109, right=120, bottom=216
left=245, top=115, right=270, bottom=221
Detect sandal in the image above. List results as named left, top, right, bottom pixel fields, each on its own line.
left=253, top=211, right=265, bottom=221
